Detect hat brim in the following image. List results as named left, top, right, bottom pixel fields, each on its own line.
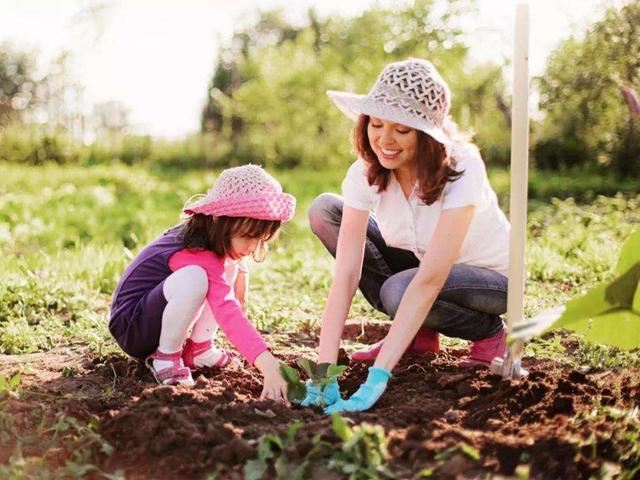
left=327, top=90, right=450, bottom=146
left=184, top=193, right=296, bottom=223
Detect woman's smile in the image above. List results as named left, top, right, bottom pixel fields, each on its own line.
left=378, top=147, right=402, bottom=160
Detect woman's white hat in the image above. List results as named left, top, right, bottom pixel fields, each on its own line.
left=327, top=58, right=451, bottom=145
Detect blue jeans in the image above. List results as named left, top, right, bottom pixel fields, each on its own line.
left=308, top=193, right=507, bottom=341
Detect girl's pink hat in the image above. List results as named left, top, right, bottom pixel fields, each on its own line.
left=183, top=164, right=296, bottom=222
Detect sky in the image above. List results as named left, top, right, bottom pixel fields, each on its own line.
left=0, top=0, right=619, bottom=138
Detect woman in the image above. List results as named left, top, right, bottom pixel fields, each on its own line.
left=305, top=58, right=511, bottom=413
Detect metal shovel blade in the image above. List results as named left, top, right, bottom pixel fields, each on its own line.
left=508, top=306, right=565, bottom=341
left=490, top=306, right=565, bottom=379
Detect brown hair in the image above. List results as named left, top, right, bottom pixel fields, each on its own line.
left=352, top=115, right=465, bottom=205
left=180, top=214, right=281, bottom=262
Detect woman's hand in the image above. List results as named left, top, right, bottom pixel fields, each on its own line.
left=299, top=378, right=342, bottom=407
left=324, top=366, right=391, bottom=413
left=254, top=351, right=290, bottom=405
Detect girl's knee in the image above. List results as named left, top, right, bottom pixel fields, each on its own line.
left=165, top=265, right=209, bottom=301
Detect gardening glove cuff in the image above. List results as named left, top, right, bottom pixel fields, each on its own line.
left=324, top=366, right=391, bottom=414
left=299, top=378, right=341, bottom=407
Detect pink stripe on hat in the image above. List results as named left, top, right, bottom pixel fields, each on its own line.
left=183, top=165, right=296, bottom=222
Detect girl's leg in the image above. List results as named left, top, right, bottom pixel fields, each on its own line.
left=184, top=302, right=229, bottom=368
left=189, top=302, right=219, bottom=342
left=150, top=265, right=209, bottom=380
left=380, top=264, right=507, bottom=342
left=159, top=265, right=209, bottom=350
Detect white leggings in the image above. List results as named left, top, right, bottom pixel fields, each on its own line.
left=158, top=265, right=218, bottom=353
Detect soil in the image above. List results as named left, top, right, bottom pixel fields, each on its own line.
left=1, top=329, right=639, bottom=479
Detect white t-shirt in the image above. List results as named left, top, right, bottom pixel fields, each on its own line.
left=341, top=142, right=510, bottom=277
left=223, top=258, right=249, bottom=289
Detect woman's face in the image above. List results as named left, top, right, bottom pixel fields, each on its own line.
left=367, top=117, right=418, bottom=172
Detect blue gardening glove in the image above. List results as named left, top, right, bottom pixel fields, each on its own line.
left=324, top=366, right=391, bottom=414
left=299, top=378, right=341, bottom=407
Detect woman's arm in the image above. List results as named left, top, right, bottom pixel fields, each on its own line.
left=374, top=205, right=475, bottom=372
left=318, top=206, right=370, bottom=363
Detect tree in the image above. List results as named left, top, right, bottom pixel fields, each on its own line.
left=0, top=43, right=38, bottom=126
left=200, top=0, right=509, bottom=169
left=536, top=0, right=640, bottom=176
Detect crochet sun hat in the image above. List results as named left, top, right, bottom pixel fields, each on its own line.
left=327, top=58, right=451, bottom=145
left=183, top=165, right=296, bottom=222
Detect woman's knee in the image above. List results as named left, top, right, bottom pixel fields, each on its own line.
left=308, top=193, right=341, bottom=234
left=380, top=269, right=416, bottom=318
left=379, top=278, right=403, bottom=318
left=164, top=265, right=209, bottom=302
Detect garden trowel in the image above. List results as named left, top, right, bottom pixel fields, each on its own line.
left=490, top=307, right=564, bottom=379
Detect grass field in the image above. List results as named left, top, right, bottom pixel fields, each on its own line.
left=1, top=161, right=639, bottom=478
left=1, top=161, right=638, bottom=357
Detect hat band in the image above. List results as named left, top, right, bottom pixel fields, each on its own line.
left=369, top=81, right=444, bottom=128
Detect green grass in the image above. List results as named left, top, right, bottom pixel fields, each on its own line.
left=0, top=161, right=639, bottom=479
left=0, top=161, right=639, bottom=358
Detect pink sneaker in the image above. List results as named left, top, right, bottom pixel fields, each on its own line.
left=458, top=327, right=507, bottom=367
left=145, top=349, right=194, bottom=386
left=182, top=339, right=230, bottom=370
left=351, top=327, right=440, bottom=361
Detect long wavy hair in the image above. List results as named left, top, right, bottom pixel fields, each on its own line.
left=352, top=114, right=469, bottom=205
left=180, top=214, right=281, bottom=262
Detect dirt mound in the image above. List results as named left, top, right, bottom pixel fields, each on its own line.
left=2, top=340, right=639, bottom=479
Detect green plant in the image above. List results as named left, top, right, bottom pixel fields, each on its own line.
left=280, top=358, right=347, bottom=404
left=550, top=229, right=640, bottom=349
left=244, top=415, right=394, bottom=480
left=0, top=372, right=21, bottom=398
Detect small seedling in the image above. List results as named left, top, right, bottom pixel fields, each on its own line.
left=279, top=358, right=347, bottom=405
left=279, top=365, right=306, bottom=403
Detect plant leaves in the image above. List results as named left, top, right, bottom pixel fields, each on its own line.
left=287, top=382, right=307, bottom=404
left=556, top=308, right=640, bottom=350
left=327, top=364, right=347, bottom=378
left=633, top=281, right=640, bottom=314
left=244, top=458, right=268, bottom=480
left=279, top=364, right=306, bottom=403
left=296, top=358, right=317, bottom=380
left=280, top=364, right=301, bottom=385
left=331, top=413, right=352, bottom=442
left=9, top=372, right=21, bottom=389
left=286, top=421, right=303, bottom=443
left=615, top=229, right=640, bottom=275
left=314, top=362, right=331, bottom=379
left=460, top=443, right=481, bottom=461
left=552, top=268, right=640, bottom=331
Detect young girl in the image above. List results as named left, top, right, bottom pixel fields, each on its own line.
left=304, top=58, right=511, bottom=412
left=109, top=165, right=295, bottom=403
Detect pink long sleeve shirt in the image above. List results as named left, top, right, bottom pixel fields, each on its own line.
left=169, top=249, right=269, bottom=365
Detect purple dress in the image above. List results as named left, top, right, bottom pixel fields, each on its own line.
left=109, top=227, right=183, bottom=359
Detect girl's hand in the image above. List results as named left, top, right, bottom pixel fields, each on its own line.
left=254, top=351, right=290, bottom=405
left=234, top=270, right=249, bottom=314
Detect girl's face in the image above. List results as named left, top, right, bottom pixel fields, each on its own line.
left=367, top=117, right=418, bottom=172
left=230, top=235, right=262, bottom=259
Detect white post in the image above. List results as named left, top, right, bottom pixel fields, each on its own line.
left=507, top=3, right=530, bottom=332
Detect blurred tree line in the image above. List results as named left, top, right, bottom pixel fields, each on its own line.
left=201, top=0, right=511, bottom=169
left=535, top=0, right=640, bottom=176
left=0, top=0, right=638, bottom=176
